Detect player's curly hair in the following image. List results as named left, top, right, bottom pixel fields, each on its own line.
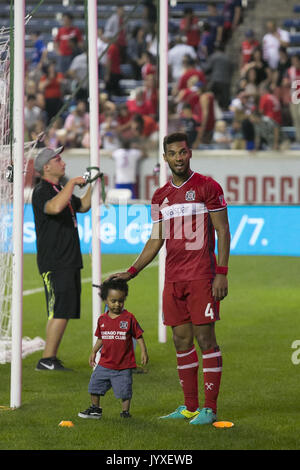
left=99, top=278, right=129, bottom=301
left=163, top=132, right=189, bottom=153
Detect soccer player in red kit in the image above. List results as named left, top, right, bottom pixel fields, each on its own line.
left=109, top=132, right=230, bottom=425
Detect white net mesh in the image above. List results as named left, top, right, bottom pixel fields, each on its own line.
left=0, top=31, right=13, bottom=363
left=0, top=28, right=45, bottom=364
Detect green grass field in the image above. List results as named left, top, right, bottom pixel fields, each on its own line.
left=0, top=254, right=299, bottom=451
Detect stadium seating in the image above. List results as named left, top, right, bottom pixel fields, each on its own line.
left=2, top=0, right=299, bottom=149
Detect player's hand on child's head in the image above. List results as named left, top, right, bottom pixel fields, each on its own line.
left=105, top=272, right=132, bottom=282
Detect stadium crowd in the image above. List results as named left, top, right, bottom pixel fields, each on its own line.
left=23, top=0, right=298, bottom=156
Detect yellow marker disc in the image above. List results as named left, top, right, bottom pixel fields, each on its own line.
left=0, top=406, right=16, bottom=411
left=213, top=421, right=234, bottom=428
left=59, top=420, right=74, bottom=427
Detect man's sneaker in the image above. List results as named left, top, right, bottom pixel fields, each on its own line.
left=189, top=407, right=217, bottom=425
left=35, top=357, right=72, bottom=371
left=78, top=405, right=102, bottom=420
left=120, top=411, right=131, bottom=418
left=159, top=405, right=200, bottom=420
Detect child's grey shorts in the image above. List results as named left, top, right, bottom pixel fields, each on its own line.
left=88, top=365, right=133, bottom=399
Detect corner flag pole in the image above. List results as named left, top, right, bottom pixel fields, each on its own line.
left=158, top=0, right=168, bottom=343
left=87, top=0, right=101, bottom=343
left=10, top=0, right=25, bottom=408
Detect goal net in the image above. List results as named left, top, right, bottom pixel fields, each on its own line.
left=0, top=27, right=44, bottom=364
left=0, top=29, right=14, bottom=363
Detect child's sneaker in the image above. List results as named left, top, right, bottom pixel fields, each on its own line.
left=78, top=405, right=102, bottom=420
left=120, top=411, right=131, bottom=418
left=189, top=407, right=217, bottom=425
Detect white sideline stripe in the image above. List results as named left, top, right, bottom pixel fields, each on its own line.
left=203, top=367, right=222, bottom=372
left=202, top=351, right=222, bottom=359
left=176, top=347, right=196, bottom=358
left=23, top=261, right=159, bottom=296
left=177, top=362, right=199, bottom=370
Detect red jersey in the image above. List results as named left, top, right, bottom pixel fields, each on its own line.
left=95, top=309, right=144, bottom=370
left=39, top=72, right=64, bottom=99
left=259, top=93, right=282, bottom=125
left=180, top=17, right=201, bottom=47
left=127, top=98, right=153, bottom=116
left=107, top=44, right=121, bottom=74
left=151, top=172, right=227, bottom=282
left=241, top=39, right=260, bottom=65
left=181, top=90, right=215, bottom=130
left=178, top=69, right=207, bottom=91
left=142, top=115, right=158, bottom=136
left=55, top=26, right=83, bottom=56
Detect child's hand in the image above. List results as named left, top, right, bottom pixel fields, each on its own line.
left=89, top=352, right=97, bottom=367
left=140, top=350, right=149, bottom=366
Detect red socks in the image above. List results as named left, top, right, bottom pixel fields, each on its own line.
left=202, top=346, right=222, bottom=413
left=176, top=345, right=223, bottom=414
left=176, top=346, right=199, bottom=412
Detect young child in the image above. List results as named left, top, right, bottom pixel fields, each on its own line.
left=78, top=279, right=148, bottom=420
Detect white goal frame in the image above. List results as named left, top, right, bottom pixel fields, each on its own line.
left=10, top=0, right=25, bottom=409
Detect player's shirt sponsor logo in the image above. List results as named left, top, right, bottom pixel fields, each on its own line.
left=160, top=202, right=208, bottom=221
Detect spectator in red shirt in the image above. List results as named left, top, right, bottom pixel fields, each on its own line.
left=180, top=7, right=201, bottom=50
left=176, top=79, right=215, bottom=145
left=38, top=62, right=65, bottom=124
left=282, top=54, right=300, bottom=140
left=141, top=51, right=157, bottom=80
left=54, top=12, right=83, bottom=73
left=259, top=83, right=282, bottom=125
left=126, top=87, right=154, bottom=117
left=176, top=55, right=206, bottom=93
left=143, top=72, right=158, bottom=118
left=104, top=38, right=123, bottom=97
left=104, top=6, right=128, bottom=63
left=129, top=113, right=159, bottom=150
left=240, top=30, right=260, bottom=68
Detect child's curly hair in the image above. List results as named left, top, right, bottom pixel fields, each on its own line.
left=99, top=278, right=129, bottom=301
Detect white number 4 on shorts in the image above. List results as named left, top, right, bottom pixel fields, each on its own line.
left=204, top=303, right=214, bottom=320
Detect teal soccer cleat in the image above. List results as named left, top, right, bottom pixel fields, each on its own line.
left=159, top=405, right=200, bottom=420
left=189, top=407, right=217, bottom=425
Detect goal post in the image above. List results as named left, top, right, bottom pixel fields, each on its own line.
left=87, top=0, right=102, bottom=344
left=10, top=0, right=25, bottom=409
left=158, top=0, right=168, bottom=343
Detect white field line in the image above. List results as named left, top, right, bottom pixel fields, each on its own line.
left=23, top=261, right=159, bottom=296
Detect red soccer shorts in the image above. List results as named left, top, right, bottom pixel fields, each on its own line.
left=162, top=279, right=220, bottom=327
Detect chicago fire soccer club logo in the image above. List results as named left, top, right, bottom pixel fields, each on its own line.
left=119, top=321, right=128, bottom=329
left=185, top=190, right=195, bottom=201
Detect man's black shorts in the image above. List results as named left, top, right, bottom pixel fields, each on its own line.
left=42, top=269, right=81, bottom=319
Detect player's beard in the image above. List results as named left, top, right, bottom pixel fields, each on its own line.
left=170, top=161, right=191, bottom=179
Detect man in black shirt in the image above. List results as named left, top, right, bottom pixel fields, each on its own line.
left=32, top=146, right=92, bottom=370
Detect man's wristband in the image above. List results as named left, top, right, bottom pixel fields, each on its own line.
left=216, top=266, right=228, bottom=275
left=127, top=266, right=138, bottom=278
